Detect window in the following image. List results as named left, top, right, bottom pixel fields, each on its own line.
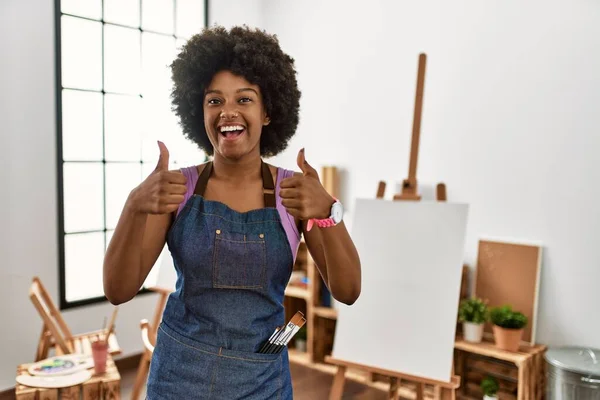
left=56, top=0, right=208, bottom=309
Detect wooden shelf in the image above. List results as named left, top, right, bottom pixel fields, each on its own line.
left=454, top=337, right=546, bottom=366
left=313, top=306, right=338, bottom=320
left=454, top=336, right=547, bottom=400
left=284, top=286, right=310, bottom=300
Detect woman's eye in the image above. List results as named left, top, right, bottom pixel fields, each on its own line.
left=207, top=98, right=221, bottom=105
left=238, top=97, right=252, bottom=103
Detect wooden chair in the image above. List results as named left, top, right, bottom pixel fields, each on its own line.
left=29, top=276, right=121, bottom=361
left=132, top=319, right=156, bottom=400
left=131, top=286, right=172, bottom=399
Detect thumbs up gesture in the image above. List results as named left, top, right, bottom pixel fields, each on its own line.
left=129, top=141, right=188, bottom=214
left=279, top=148, right=335, bottom=221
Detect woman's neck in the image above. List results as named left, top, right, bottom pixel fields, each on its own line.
left=211, top=152, right=262, bottom=183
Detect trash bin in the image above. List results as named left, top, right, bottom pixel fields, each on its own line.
left=545, top=346, right=600, bottom=399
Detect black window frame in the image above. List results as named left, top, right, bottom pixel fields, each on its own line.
left=55, top=0, right=209, bottom=310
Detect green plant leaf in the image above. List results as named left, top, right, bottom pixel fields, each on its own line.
left=458, top=297, right=489, bottom=324
left=490, top=305, right=528, bottom=329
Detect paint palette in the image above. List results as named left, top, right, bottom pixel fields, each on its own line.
left=27, top=354, right=94, bottom=376
left=17, top=370, right=92, bottom=388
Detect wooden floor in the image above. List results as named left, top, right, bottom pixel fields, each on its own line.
left=119, top=360, right=388, bottom=399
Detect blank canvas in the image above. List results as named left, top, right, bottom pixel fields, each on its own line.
left=331, top=198, right=469, bottom=383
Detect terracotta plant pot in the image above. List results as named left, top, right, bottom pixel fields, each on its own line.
left=492, top=325, right=523, bottom=352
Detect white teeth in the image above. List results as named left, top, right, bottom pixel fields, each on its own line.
left=220, top=125, right=244, bottom=133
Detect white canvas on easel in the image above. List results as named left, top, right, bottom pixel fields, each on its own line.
left=331, top=198, right=469, bottom=383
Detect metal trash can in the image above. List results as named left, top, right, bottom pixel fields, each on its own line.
left=545, top=346, right=600, bottom=399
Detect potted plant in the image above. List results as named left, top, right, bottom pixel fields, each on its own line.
left=481, top=376, right=499, bottom=400
left=295, top=326, right=307, bottom=352
left=458, top=297, right=488, bottom=343
left=489, top=305, right=528, bottom=352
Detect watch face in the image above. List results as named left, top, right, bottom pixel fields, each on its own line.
left=331, top=201, right=343, bottom=224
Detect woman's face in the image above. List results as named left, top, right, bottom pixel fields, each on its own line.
left=204, top=70, right=270, bottom=161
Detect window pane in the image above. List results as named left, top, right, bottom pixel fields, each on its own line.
left=142, top=32, right=176, bottom=98
left=61, top=89, right=103, bottom=161
left=61, top=16, right=102, bottom=91
left=105, top=94, right=142, bottom=161
left=175, top=37, right=188, bottom=53
left=104, top=0, right=140, bottom=28
left=63, top=162, right=104, bottom=233
left=141, top=96, right=180, bottom=162
left=61, top=0, right=101, bottom=20
left=176, top=0, right=205, bottom=39
left=105, top=163, right=142, bottom=230
left=65, top=232, right=105, bottom=302
left=105, top=230, right=114, bottom=251
left=104, top=25, right=141, bottom=94
left=172, top=135, right=204, bottom=165
left=142, top=0, right=174, bottom=34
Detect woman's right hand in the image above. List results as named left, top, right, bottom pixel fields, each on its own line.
left=128, top=141, right=188, bottom=215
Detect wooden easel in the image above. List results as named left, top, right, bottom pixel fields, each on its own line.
left=377, top=53, right=446, bottom=203
left=325, top=356, right=460, bottom=400
left=327, top=53, right=460, bottom=400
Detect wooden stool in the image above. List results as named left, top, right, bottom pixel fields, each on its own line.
left=15, top=355, right=121, bottom=399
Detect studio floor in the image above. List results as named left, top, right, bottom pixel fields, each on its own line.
left=120, top=360, right=387, bottom=399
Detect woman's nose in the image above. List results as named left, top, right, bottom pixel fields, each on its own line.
left=219, top=108, right=239, bottom=119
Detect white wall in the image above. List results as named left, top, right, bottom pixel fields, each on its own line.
left=259, top=0, right=600, bottom=349
left=209, top=0, right=264, bottom=29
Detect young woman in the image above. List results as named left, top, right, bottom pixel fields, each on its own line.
left=103, top=25, right=361, bottom=399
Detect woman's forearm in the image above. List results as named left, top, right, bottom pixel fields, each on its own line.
left=103, top=193, right=149, bottom=304
left=319, top=222, right=361, bottom=305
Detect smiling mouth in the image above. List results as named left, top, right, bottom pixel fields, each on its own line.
left=219, top=125, right=246, bottom=141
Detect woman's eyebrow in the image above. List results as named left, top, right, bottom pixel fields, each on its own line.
left=204, top=88, right=258, bottom=96
left=237, top=88, right=259, bottom=95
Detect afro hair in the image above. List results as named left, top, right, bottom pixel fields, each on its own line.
left=170, top=25, right=301, bottom=158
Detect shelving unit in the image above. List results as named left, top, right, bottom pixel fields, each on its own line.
left=454, top=337, right=547, bottom=400
left=283, top=239, right=337, bottom=365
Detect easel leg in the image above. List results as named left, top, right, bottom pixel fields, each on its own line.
left=440, top=387, right=455, bottom=400
left=388, top=377, right=399, bottom=400
left=36, top=324, right=49, bottom=361
left=432, top=385, right=442, bottom=400
left=415, top=382, right=424, bottom=400
left=329, top=366, right=347, bottom=400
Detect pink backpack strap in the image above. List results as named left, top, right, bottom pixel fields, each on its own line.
left=176, top=166, right=199, bottom=217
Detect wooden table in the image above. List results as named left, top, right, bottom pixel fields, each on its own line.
left=16, top=355, right=121, bottom=400
left=454, top=337, right=547, bottom=400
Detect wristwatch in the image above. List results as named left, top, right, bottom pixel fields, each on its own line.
left=307, top=198, right=343, bottom=231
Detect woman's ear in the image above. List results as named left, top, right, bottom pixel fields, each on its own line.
left=264, top=116, right=271, bottom=126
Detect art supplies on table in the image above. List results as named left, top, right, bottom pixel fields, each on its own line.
left=258, top=311, right=306, bottom=354
left=17, top=370, right=93, bottom=389
left=27, top=354, right=94, bottom=377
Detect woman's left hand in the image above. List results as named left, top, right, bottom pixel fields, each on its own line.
left=279, top=148, right=335, bottom=220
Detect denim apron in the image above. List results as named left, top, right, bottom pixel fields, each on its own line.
left=146, top=161, right=294, bottom=399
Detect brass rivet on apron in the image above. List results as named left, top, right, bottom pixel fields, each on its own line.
left=259, top=233, right=264, bottom=239
left=216, top=229, right=221, bottom=235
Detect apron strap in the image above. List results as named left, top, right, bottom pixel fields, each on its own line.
left=261, top=161, right=276, bottom=208
left=193, top=160, right=276, bottom=208
left=193, top=161, right=213, bottom=196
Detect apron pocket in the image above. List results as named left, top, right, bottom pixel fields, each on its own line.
left=212, top=348, right=283, bottom=400
left=213, top=229, right=267, bottom=289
